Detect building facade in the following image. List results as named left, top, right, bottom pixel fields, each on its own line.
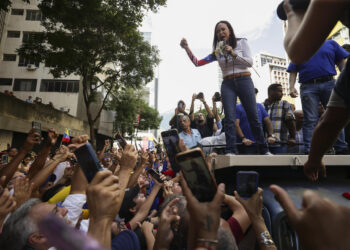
left=0, top=0, right=81, bottom=116
left=252, top=52, right=294, bottom=105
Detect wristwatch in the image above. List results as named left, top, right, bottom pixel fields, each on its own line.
left=268, top=134, right=275, bottom=138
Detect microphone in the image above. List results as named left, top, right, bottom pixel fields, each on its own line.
left=221, top=37, right=229, bottom=61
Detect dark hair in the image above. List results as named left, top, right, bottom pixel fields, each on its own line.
left=213, top=21, right=237, bottom=51
left=254, top=88, right=258, bottom=94
left=268, top=83, right=282, bottom=94
left=177, top=100, right=185, bottom=106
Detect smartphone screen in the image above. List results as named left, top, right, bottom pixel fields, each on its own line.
left=114, top=133, right=127, bottom=149
left=161, top=129, right=180, bottom=173
left=74, top=142, right=103, bottom=182
left=236, top=171, right=259, bottom=199
left=1, top=154, right=8, bottom=164
left=147, top=169, right=164, bottom=183
left=176, top=148, right=217, bottom=202
left=32, top=121, right=42, bottom=136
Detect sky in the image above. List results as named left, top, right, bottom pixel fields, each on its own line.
left=141, top=0, right=287, bottom=117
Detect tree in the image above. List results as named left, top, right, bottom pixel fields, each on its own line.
left=17, top=0, right=166, bottom=147
left=1, top=0, right=29, bottom=12
left=112, top=88, right=162, bottom=137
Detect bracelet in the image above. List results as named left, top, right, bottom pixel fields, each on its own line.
left=196, top=238, right=218, bottom=247
left=195, top=245, right=214, bottom=250
left=241, top=136, right=246, bottom=140
left=259, top=231, right=275, bottom=246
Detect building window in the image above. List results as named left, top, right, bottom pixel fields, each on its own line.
left=11, top=9, right=24, bottom=15
left=3, top=54, right=16, bottom=61
left=7, top=30, right=20, bottom=38
left=0, top=78, right=12, bottom=86
left=26, top=10, right=42, bottom=21
left=22, top=32, right=41, bottom=42
left=13, top=79, right=37, bottom=91
left=40, top=79, right=79, bottom=93
left=18, top=56, right=39, bottom=67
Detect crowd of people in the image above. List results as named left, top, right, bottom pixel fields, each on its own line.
left=1, top=0, right=350, bottom=249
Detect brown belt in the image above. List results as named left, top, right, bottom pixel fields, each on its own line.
left=224, top=72, right=251, bottom=80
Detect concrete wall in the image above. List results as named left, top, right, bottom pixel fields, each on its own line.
left=0, top=93, right=89, bottom=139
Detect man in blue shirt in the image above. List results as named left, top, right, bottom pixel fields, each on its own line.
left=288, top=40, right=349, bottom=154
left=179, top=115, right=201, bottom=148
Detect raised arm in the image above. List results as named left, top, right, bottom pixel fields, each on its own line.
left=0, top=129, right=41, bottom=187
left=180, top=38, right=216, bottom=67
left=199, top=94, right=214, bottom=118
left=27, top=128, right=58, bottom=180
left=283, top=0, right=345, bottom=64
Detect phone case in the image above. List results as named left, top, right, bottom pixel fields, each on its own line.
left=236, top=171, right=259, bottom=199
left=176, top=148, right=217, bottom=202
left=74, top=143, right=103, bottom=182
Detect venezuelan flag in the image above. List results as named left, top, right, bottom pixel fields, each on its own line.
left=62, top=128, right=71, bottom=143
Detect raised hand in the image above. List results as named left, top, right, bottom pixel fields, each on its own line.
left=46, top=128, right=58, bottom=147
left=181, top=174, right=225, bottom=240
left=22, top=129, right=41, bottom=152
left=180, top=38, right=188, bottom=49
left=154, top=198, right=180, bottom=250
left=13, top=176, right=34, bottom=209
left=119, top=144, right=138, bottom=171
left=270, top=184, right=350, bottom=250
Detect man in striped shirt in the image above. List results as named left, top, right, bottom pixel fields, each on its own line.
left=264, top=84, right=296, bottom=154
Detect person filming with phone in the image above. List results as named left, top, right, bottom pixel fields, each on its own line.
left=169, top=100, right=188, bottom=132
left=189, top=92, right=215, bottom=138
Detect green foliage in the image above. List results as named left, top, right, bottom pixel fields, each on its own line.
left=112, top=88, right=162, bottom=136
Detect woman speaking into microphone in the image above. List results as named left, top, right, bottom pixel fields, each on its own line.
left=180, top=20, right=271, bottom=155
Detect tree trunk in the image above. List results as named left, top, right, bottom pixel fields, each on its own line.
left=82, top=75, right=97, bottom=149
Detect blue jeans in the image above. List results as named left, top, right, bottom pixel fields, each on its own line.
left=300, top=80, right=348, bottom=153
left=221, top=76, right=268, bottom=154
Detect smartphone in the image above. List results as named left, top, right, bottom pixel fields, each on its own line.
left=176, top=148, right=217, bottom=202
left=74, top=142, right=103, bottom=182
left=147, top=169, right=164, bottom=183
left=1, top=154, right=8, bottom=164
left=161, top=129, right=180, bottom=173
left=236, top=171, right=259, bottom=199
left=114, top=132, right=127, bottom=149
left=32, top=121, right=42, bottom=136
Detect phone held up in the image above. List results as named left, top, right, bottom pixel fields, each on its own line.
left=147, top=169, right=164, bottom=183
left=32, top=121, right=42, bottom=137
left=161, top=129, right=180, bottom=173
left=114, top=132, right=127, bottom=149
left=74, top=142, right=103, bottom=182
left=176, top=148, right=217, bottom=202
left=236, top=171, right=259, bottom=199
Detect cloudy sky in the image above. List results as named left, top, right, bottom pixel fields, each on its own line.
left=141, top=0, right=288, bottom=116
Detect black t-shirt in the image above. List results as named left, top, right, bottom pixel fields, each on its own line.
left=191, top=116, right=214, bottom=138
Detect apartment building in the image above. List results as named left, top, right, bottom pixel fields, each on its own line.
left=0, top=0, right=80, bottom=116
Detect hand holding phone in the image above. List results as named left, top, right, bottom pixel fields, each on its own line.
left=161, top=129, right=180, bottom=173
left=32, top=121, right=42, bottom=137
left=176, top=148, right=217, bottom=202
left=74, top=142, right=103, bottom=182
left=114, top=132, right=127, bottom=149
left=147, top=169, right=164, bottom=183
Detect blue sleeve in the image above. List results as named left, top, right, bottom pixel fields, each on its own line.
left=236, top=105, right=243, bottom=119
left=331, top=40, right=350, bottom=63
left=216, top=120, right=222, bottom=130
left=287, top=62, right=297, bottom=72
left=258, top=104, right=269, bottom=119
